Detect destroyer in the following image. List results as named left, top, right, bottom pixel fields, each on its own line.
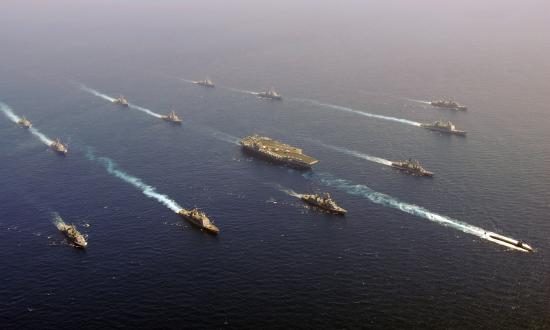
left=391, top=158, right=433, bottom=177
left=240, top=135, right=318, bottom=169
left=50, top=138, right=68, bottom=155
left=56, top=222, right=87, bottom=248
left=161, top=111, right=182, bottom=124
left=485, top=232, right=534, bottom=253
left=257, top=87, right=282, bottom=100
left=420, top=120, right=466, bottom=135
left=430, top=98, right=467, bottom=110
left=193, top=78, right=215, bottom=88
left=112, top=95, right=129, bottom=107
left=178, top=209, right=219, bottom=235
left=17, top=116, right=32, bottom=128
left=300, top=193, right=347, bottom=215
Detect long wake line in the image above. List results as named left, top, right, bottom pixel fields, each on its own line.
left=86, top=150, right=182, bottom=213
left=80, top=85, right=162, bottom=118
left=0, top=101, right=53, bottom=145
left=310, top=140, right=392, bottom=166
left=304, top=172, right=528, bottom=250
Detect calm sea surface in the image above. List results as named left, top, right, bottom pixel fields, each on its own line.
left=1, top=1, right=549, bottom=329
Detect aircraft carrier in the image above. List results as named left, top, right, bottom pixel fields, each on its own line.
left=240, top=135, right=318, bottom=169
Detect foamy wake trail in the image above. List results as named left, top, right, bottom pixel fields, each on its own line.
left=297, top=98, right=421, bottom=126
left=407, top=98, right=432, bottom=104
left=304, top=172, right=492, bottom=239
left=177, top=77, right=195, bottom=84
left=51, top=212, right=65, bottom=230
left=314, top=141, right=392, bottom=166
left=1, top=102, right=53, bottom=145
left=80, top=85, right=162, bottom=118
left=199, top=126, right=240, bottom=145
left=274, top=184, right=302, bottom=198
left=86, top=150, right=182, bottom=213
left=221, top=86, right=258, bottom=95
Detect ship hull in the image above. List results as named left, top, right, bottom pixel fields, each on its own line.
left=194, top=82, right=215, bottom=88
left=420, top=125, right=466, bottom=136
left=162, top=118, right=182, bottom=124
left=241, top=146, right=315, bottom=170
left=178, top=212, right=219, bottom=235
left=430, top=103, right=467, bottom=111
left=301, top=198, right=347, bottom=215
left=390, top=164, right=434, bottom=177
left=257, top=94, right=282, bottom=100
left=485, top=232, right=534, bottom=253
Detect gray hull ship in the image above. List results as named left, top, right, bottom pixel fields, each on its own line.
left=56, top=222, right=87, bottom=248
left=391, top=159, right=433, bottom=177
left=17, top=117, right=32, bottom=128
left=240, top=135, right=318, bottom=169
left=50, top=138, right=68, bottom=155
left=112, top=95, right=129, bottom=107
left=193, top=78, right=215, bottom=88
left=300, top=193, right=347, bottom=215
left=430, top=98, right=467, bottom=111
left=161, top=111, right=182, bottom=124
left=257, top=87, right=282, bottom=100
left=178, top=209, right=219, bottom=235
left=420, top=120, right=466, bottom=136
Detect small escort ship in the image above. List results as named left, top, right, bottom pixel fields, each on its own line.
left=17, top=116, right=32, bottom=128
left=161, top=111, right=182, bottom=124
left=430, top=98, right=467, bottom=111
left=240, top=135, right=318, bottom=169
left=485, top=232, right=534, bottom=253
left=50, top=138, right=68, bottom=155
left=193, top=78, right=215, bottom=88
left=420, top=120, right=466, bottom=136
left=178, top=208, right=219, bottom=235
left=56, top=222, right=87, bottom=248
left=300, top=192, right=347, bottom=215
left=257, top=87, right=282, bottom=100
left=112, top=95, right=129, bottom=107
left=391, top=158, right=433, bottom=177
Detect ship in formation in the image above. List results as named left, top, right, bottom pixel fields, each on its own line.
left=178, top=208, right=219, bottom=235
left=17, top=116, right=32, bottom=128
left=50, top=138, right=68, bottom=155
left=161, top=111, right=183, bottom=124
left=430, top=98, right=467, bottom=111
left=420, top=120, right=466, bottom=135
left=56, top=222, right=87, bottom=248
left=485, top=232, right=534, bottom=253
left=300, top=193, right=347, bottom=215
left=193, top=78, right=215, bottom=88
left=391, top=158, right=433, bottom=177
left=257, top=87, right=282, bottom=100
left=112, top=95, right=129, bottom=107
left=240, top=135, right=318, bottom=169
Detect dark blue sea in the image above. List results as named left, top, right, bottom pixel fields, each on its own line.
left=1, top=1, right=549, bottom=329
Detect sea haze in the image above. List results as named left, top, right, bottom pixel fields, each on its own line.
left=0, top=0, right=549, bottom=328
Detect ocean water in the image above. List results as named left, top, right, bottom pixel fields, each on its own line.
left=1, top=1, right=549, bottom=329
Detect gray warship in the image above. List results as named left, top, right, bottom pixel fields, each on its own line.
left=300, top=193, right=347, bottom=215
left=56, top=222, right=87, bottom=248
left=430, top=98, right=467, bottom=110
left=257, top=87, right=282, bottom=100
left=178, top=208, right=219, bottom=234
left=112, top=95, right=129, bottom=107
left=50, top=138, right=68, bottom=155
left=17, top=116, right=32, bottom=128
left=391, top=158, right=433, bottom=177
left=193, top=78, right=215, bottom=88
left=240, top=135, right=318, bottom=169
left=161, top=111, right=182, bottom=124
left=420, top=120, right=466, bottom=135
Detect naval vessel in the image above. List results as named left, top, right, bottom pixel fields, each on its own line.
left=193, top=78, right=215, bottom=88
left=56, top=222, right=87, bottom=248
left=430, top=98, right=467, bottom=110
left=178, top=209, right=219, bottom=235
left=161, top=111, right=182, bottom=124
left=112, top=95, right=129, bottom=107
left=50, top=138, right=68, bottom=155
left=300, top=193, right=347, bottom=215
left=420, top=120, right=466, bottom=135
left=17, top=117, right=32, bottom=128
left=391, top=159, right=433, bottom=177
left=485, top=232, right=534, bottom=253
left=240, top=135, right=318, bottom=169
left=257, top=87, right=282, bottom=100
